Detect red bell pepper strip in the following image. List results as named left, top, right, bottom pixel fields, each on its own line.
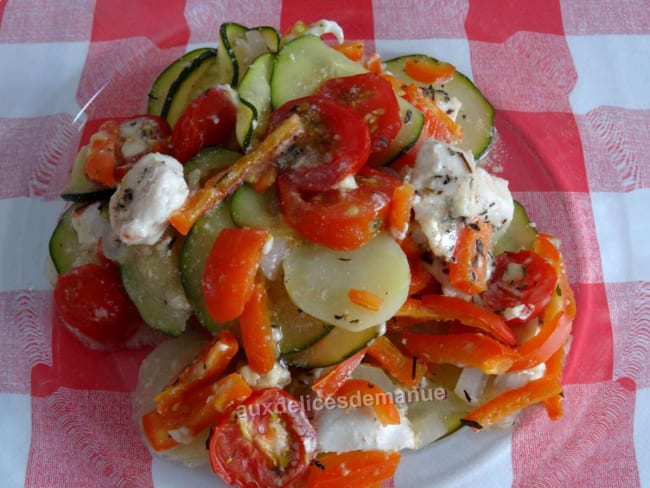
left=366, top=335, right=427, bottom=388
left=312, top=348, right=367, bottom=400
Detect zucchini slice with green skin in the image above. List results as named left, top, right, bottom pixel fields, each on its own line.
left=48, top=202, right=105, bottom=274
left=492, top=200, right=538, bottom=255
left=61, top=146, right=114, bottom=202
left=384, top=54, right=495, bottom=160
left=183, top=146, right=241, bottom=190
left=267, top=278, right=333, bottom=354
left=179, top=202, right=235, bottom=332
left=230, top=184, right=293, bottom=236
left=271, top=35, right=423, bottom=166
left=219, top=23, right=280, bottom=87
left=120, top=236, right=191, bottom=336
left=236, top=52, right=275, bottom=149
left=283, top=324, right=380, bottom=368
left=147, top=48, right=215, bottom=118
left=163, top=49, right=220, bottom=127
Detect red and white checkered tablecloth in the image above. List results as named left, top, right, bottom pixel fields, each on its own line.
left=1, top=1, right=648, bottom=486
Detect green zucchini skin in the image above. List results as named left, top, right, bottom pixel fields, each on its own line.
left=492, top=200, right=538, bottom=255
left=384, top=54, right=495, bottom=160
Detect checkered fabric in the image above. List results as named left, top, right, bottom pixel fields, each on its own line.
left=1, top=0, right=648, bottom=486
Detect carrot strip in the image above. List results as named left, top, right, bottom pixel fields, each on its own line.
left=364, top=52, right=383, bottom=74
left=448, top=220, right=492, bottom=295
left=389, top=182, right=415, bottom=241
left=333, top=40, right=365, bottom=62
left=305, top=450, right=401, bottom=488
left=366, top=335, right=426, bottom=388
left=404, top=58, right=455, bottom=84
left=402, top=331, right=520, bottom=375
left=240, top=278, right=277, bottom=375
left=402, top=84, right=463, bottom=143
left=154, top=330, right=239, bottom=416
left=335, top=379, right=401, bottom=426
left=169, top=114, right=303, bottom=235
left=348, top=288, right=384, bottom=312
left=312, top=348, right=367, bottom=400
left=407, top=259, right=435, bottom=296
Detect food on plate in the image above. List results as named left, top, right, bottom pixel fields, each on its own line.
left=48, top=18, right=576, bottom=487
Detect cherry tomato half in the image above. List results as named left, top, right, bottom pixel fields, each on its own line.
left=278, top=167, right=400, bottom=251
left=85, top=115, right=172, bottom=187
left=269, top=96, right=370, bottom=191
left=208, top=388, right=317, bottom=488
left=481, top=250, right=558, bottom=324
left=53, top=263, right=141, bottom=346
left=318, top=73, right=402, bottom=154
left=171, top=86, right=238, bottom=163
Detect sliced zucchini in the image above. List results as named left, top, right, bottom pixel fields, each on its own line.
left=283, top=324, right=380, bottom=368
left=219, top=23, right=280, bottom=87
left=179, top=202, right=235, bottom=332
left=267, top=278, right=333, bottom=354
left=61, top=146, right=114, bottom=202
left=230, top=184, right=293, bottom=236
left=282, top=233, right=410, bottom=331
left=492, top=200, right=538, bottom=255
left=183, top=146, right=241, bottom=190
left=271, top=35, right=365, bottom=109
left=163, top=49, right=220, bottom=127
left=236, top=52, right=274, bottom=149
left=48, top=202, right=105, bottom=274
left=147, top=48, right=215, bottom=118
left=384, top=54, right=495, bottom=160
left=120, top=236, right=191, bottom=336
left=271, top=35, right=423, bottom=166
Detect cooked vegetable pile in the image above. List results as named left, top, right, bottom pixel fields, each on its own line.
left=48, top=19, right=576, bottom=488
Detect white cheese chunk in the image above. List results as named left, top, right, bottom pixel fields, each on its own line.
left=407, top=139, right=514, bottom=260
left=315, top=405, right=415, bottom=453
left=238, top=362, right=291, bottom=390
left=71, top=201, right=106, bottom=246
left=109, top=153, right=189, bottom=246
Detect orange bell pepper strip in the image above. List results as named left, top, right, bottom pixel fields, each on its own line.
left=417, top=294, right=517, bottom=346
left=448, top=220, right=492, bottom=295
left=364, top=52, right=383, bottom=74
left=333, top=40, right=365, bottom=62
left=404, top=58, right=456, bottom=84
left=348, top=288, right=384, bottom=312
left=388, top=182, right=415, bottom=242
left=460, top=375, right=562, bottom=430
left=366, top=335, right=427, bottom=388
left=408, top=259, right=436, bottom=296
left=143, top=372, right=253, bottom=451
left=169, top=114, right=303, bottom=235
left=304, top=450, right=401, bottom=488
left=508, top=311, right=572, bottom=372
left=534, top=234, right=577, bottom=320
left=85, top=120, right=119, bottom=188
left=201, top=227, right=270, bottom=323
left=240, top=277, right=277, bottom=375
left=402, top=83, right=463, bottom=143
left=336, top=378, right=401, bottom=426
left=312, top=348, right=367, bottom=400
left=154, top=330, right=239, bottom=416
left=462, top=346, right=566, bottom=430
left=402, top=331, right=520, bottom=375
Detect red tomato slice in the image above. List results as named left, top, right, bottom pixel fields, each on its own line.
left=277, top=167, right=399, bottom=251
left=268, top=96, right=370, bottom=191
left=481, top=250, right=558, bottom=324
left=318, top=73, right=402, bottom=154
left=85, top=115, right=172, bottom=187
left=171, top=86, right=238, bottom=163
left=208, top=388, right=317, bottom=488
left=53, top=263, right=140, bottom=346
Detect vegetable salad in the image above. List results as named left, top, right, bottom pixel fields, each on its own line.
left=48, top=19, right=576, bottom=488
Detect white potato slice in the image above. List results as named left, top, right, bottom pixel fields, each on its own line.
left=282, top=233, right=410, bottom=331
